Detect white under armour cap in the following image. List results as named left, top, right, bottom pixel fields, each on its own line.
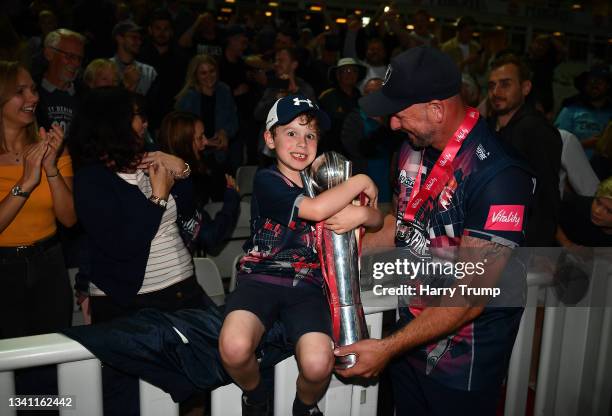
left=265, top=94, right=331, bottom=131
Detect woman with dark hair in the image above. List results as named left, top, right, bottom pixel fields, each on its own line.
left=157, top=111, right=240, bottom=254
left=68, top=86, right=211, bottom=320
left=67, top=87, right=213, bottom=415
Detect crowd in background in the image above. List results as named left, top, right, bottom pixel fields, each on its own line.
left=0, top=1, right=611, bottom=413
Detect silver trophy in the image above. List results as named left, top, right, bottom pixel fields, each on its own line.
left=301, top=152, right=369, bottom=369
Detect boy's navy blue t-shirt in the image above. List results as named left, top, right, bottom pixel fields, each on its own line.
left=237, top=166, right=323, bottom=288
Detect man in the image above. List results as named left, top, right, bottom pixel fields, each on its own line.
left=218, top=25, right=250, bottom=99
left=254, top=47, right=316, bottom=123
left=333, top=47, right=535, bottom=415
left=555, top=67, right=612, bottom=158
left=319, top=57, right=366, bottom=152
left=441, top=16, right=486, bottom=79
left=342, top=21, right=388, bottom=93
left=359, top=38, right=388, bottom=92
left=408, top=9, right=439, bottom=49
left=487, top=54, right=562, bottom=246
left=178, top=11, right=223, bottom=57
left=36, top=28, right=85, bottom=135
left=110, top=20, right=157, bottom=96
left=138, top=9, right=188, bottom=130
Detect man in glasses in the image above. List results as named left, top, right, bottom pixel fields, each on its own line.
left=36, top=28, right=85, bottom=135
left=111, top=20, right=158, bottom=96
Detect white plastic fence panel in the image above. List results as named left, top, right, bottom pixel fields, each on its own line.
left=58, top=359, right=102, bottom=416
left=211, top=382, right=242, bottom=416
left=0, top=371, right=15, bottom=416
left=139, top=379, right=179, bottom=416
left=533, top=288, right=565, bottom=416
left=504, top=283, right=539, bottom=416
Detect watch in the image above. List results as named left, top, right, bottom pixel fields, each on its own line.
left=149, top=194, right=168, bottom=209
left=10, top=185, right=30, bottom=198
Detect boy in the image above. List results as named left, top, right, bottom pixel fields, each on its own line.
left=219, top=94, right=383, bottom=416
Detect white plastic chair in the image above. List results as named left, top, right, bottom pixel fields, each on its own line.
left=193, top=257, right=226, bottom=306
left=229, top=253, right=243, bottom=293
left=209, top=240, right=247, bottom=279
left=236, top=165, right=258, bottom=201
left=203, top=201, right=251, bottom=239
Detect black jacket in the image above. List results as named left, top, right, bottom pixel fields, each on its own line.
left=488, top=103, right=562, bottom=246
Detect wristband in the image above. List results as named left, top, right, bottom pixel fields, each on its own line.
left=46, top=170, right=60, bottom=178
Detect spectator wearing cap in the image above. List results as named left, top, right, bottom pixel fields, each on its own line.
left=441, top=16, right=487, bottom=80
left=555, top=67, right=612, bottom=159
left=333, top=46, right=535, bottom=415
left=557, top=176, right=612, bottom=248
left=318, top=58, right=366, bottom=152
left=138, top=9, right=189, bottom=131
left=487, top=54, right=562, bottom=246
left=36, top=28, right=85, bottom=136
left=110, top=20, right=158, bottom=96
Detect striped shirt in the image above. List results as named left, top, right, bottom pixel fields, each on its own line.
left=90, top=170, right=193, bottom=296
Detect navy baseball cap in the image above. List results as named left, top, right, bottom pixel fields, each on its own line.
left=266, top=94, right=330, bottom=131
left=359, top=46, right=462, bottom=117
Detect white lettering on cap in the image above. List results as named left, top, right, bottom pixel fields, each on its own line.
left=383, top=65, right=393, bottom=85
left=293, top=98, right=313, bottom=107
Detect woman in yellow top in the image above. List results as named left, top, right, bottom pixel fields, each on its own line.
left=0, top=60, right=76, bottom=340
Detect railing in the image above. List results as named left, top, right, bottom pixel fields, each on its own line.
left=1, top=263, right=611, bottom=416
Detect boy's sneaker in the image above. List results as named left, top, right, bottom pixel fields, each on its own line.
left=294, top=405, right=324, bottom=416
left=241, top=393, right=271, bottom=416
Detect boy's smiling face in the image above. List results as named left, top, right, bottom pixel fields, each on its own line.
left=264, top=114, right=319, bottom=185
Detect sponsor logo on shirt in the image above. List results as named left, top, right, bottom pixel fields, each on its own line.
left=475, top=144, right=489, bottom=160
left=484, top=205, right=524, bottom=232
left=398, top=169, right=413, bottom=187
left=438, top=177, right=457, bottom=211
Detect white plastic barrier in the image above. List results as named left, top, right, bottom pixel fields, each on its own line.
left=210, top=291, right=393, bottom=416
left=1, top=265, right=611, bottom=416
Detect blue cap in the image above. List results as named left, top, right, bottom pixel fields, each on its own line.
left=266, top=94, right=330, bottom=131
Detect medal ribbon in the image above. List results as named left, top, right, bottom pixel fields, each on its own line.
left=402, top=108, right=479, bottom=224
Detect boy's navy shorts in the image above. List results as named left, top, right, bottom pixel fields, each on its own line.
left=224, top=278, right=332, bottom=345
